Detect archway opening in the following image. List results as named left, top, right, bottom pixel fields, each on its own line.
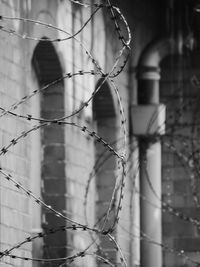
left=93, top=79, right=118, bottom=265
left=32, top=39, right=67, bottom=264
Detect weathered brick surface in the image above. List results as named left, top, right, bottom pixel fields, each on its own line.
left=161, top=52, right=200, bottom=266
left=0, top=1, right=32, bottom=266
left=0, top=1, right=132, bottom=266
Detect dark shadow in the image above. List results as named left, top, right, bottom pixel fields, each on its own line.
left=32, top=39, right=67, bottom=266
left=93, top=79, right=118, bottom=266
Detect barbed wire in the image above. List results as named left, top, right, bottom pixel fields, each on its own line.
left=0, top=0, right=130, bottom=266
left=1, top=0, right=200, bottom=266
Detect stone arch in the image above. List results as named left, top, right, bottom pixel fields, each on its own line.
left=32, top=39, right=67, bottom=264
left=93, top=79, right=118, bottom=265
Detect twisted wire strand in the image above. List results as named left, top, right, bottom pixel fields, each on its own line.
left=0, top=0, right=132, bottom=265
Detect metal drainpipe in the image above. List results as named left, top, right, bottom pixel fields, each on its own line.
left=138, top=67, right=162, bottom=267
left=136, top=37, right=179, bottom=267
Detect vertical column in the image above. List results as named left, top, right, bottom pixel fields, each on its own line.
left=138, top=68, right=162, bottom=267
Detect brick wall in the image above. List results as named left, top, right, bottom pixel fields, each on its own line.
left=0, top=1, right=32, bottom=266
left=0, top=0, right=133, bottom=266
left=161, top=53, right=200, bottom=266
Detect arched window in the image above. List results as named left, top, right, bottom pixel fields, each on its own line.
left=93, top=79, right=118, bottom=265
left=32, top=39, right=67, bottom=263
